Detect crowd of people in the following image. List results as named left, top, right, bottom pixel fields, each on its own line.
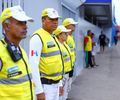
left=84, top=29, right=111, bottom=68
left=0, top=5, right=112, bottom=100
left=0, top=6, right=78, bottom=100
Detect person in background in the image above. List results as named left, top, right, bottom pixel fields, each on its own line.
left=84, top=30, right=94, bottom=68
left=0, top=6, right=35, bottom=100
left=91, top=33, right=99, bottom=67
left=114, top=31, right=118, bottom=45
left=54, top=25, right=72, bottom=100
left=62, top=18, right=78, bottom=91
left=29, top=8, right=64, bottom=100
left=98, top=31, right=106, bottom=53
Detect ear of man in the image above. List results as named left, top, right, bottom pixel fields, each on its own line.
left=3, top=22, right=10, bottom=32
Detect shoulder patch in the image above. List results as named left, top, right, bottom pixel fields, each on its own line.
left=47, top=41, right=55, bottom=48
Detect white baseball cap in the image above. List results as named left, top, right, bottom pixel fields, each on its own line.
left=41, top=8, right=60, bottom=19
left=63, top=18, right=78, bottom=26
left=54, top=25, right=71, bottom=36
left=0, top=5, right=34, bottom=23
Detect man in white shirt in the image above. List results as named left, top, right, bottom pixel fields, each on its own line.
left=29, top=8, right=63, bottom=100
left=62, top=18, right=78, bottom=92
left=54, top=25, right=72, bottom=100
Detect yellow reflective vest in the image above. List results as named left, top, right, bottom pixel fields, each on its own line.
left=63, top=42, right=72, bottom=73
left=84, top=35, right=92, bottom=51
left=33, top=28, right=63, bottom=81
left=66, top=35, right=76, bottom=66
left=55, top=40, right=72, bottom=74
left=0, top=39, right=35, bottom=100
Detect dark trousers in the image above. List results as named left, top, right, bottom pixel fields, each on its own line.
left=100, top=42, right=106, bottom=52
left=85, top=51, right=93, bottom=67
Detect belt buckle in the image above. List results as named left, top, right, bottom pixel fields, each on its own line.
left=47, top=79, right=52, bottom=84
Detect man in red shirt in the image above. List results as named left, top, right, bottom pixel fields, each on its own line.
left=84, top=30, right=94, bottom=68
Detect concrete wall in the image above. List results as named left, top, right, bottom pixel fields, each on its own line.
left=78, top=18, right=101, bottom=36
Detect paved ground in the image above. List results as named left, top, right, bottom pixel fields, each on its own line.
left=68, top=42, right=120, bottom=100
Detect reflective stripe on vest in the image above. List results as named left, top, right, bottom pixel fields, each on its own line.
left=64, top=57, right=70, bottom=62
left=0, top=74, right=32, bottom=84
left=41, top=50, right=60, bottom=57
left=40, top=71, right=63, bottom=77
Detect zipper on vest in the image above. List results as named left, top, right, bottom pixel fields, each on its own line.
left=63, top=44, right=73, bottom=69
left=53, top=36, right=64, bottom=78
left=22, top=58, right=33, bottom=100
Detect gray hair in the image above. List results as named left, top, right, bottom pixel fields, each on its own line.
left=3, top=19, right=11, bottom=24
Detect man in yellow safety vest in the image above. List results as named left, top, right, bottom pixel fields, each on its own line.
left=0, top=6, right=35, bottom=100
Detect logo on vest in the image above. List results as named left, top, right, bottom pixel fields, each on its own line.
left=31, top=50, right=38, bottom=56
left=8, top=71, right=22, bottom=78
left=62, top=52, right=67, bottom=57
left=8, top=66, right=22, bottom=78
left=47, top=41, right=55, bottom=48
left=8, top=66, right=19, bottom=74
left=68, top=44, right=73, bottom=48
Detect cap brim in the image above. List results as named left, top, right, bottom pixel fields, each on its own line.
left=48, top=15, right=61, bottom=19
left=62, top=29, right=71, bottom=33
left=12, top=13, right=34, bottom=22
left=72, top=22, right=78, bottom=25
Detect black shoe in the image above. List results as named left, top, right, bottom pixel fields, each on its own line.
left=91, top=65, right=94, bottom=68
left=93, top=64, right=99, bottom=67
left=85, top=65, right=89, bottom=68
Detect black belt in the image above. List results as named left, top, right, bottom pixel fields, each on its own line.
left=69, top=69, right=74, bottom=77
left=41, top=78, right=60, bottom=84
